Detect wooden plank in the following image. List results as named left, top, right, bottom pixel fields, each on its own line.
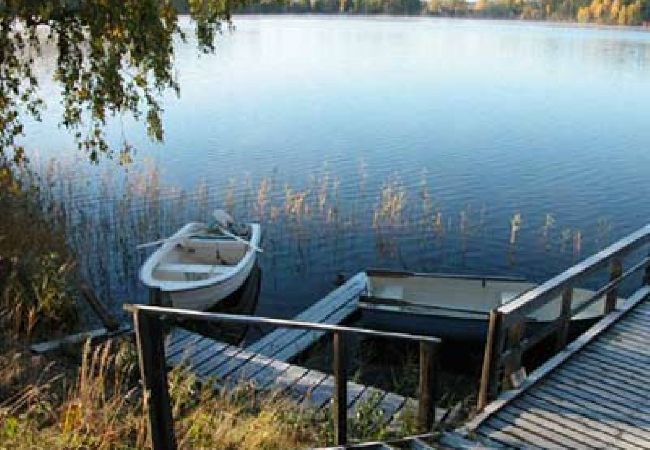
left=302, top=375, right=338, bottom=410
left=377, top=392, right=407, bottom=424
left=569, top=356, right=650, bottom=388
left=518, top=395, right=649, bottom=447
left=580, top=347, right=650, bottom=375
left=465, top=285, right=650, bottom=431
left=590, top=340, right=650, bottom=365
left=489, top=408, right=590, bottom=448
left=498, top=225, right=650, bottom=323
left=481, top=416, right=560, bottom=448
left=476, top=423, right=533, bottom=448
left=546, top=373, right=650, bottom=413
left=349, top=387, right=386, bottom=419
left=30, top=324, right=132, bottom=354
left=555, top=366, right=650, bottom=402
left=533, top=385, right=650, bottom=431
left=246, top=273, right=366, bottom=361
left=287, top=370, right=329, bottom=403
left=210, top=348, right=258, bottom=380
left=610, top=320, right=650, bottom=338
left=195, top=345, right=243, bottom=378
left=608, top=319, right=650, bottom=338
left=513, top=397, right=641, bottom=449
left=536, top=383, right=650, bottom=424
left=599, top=332, right=650, bottom=356
left=165, top=328, right=198, bottom=357
left=528, top=389, right=650, bottom=442
left=166, top=336, right=215, bottom=366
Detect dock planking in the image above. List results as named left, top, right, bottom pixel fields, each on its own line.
left=165, top=328, right=420, bottom=423
left=448, top=285, right=650, bottom=449
left=162, top=272, right=430, bottom=424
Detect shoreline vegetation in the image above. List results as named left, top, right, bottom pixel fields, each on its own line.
left=0, top=167, right=419, bottom=449
left=178, top=0, right=650, bottom=27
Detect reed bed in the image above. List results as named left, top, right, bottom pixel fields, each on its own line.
left=20, top=156, right=618, bottom=321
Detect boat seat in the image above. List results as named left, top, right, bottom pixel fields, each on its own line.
left=156, top=263, right=230, bottom=274
left=375, top=285, right=404, bottom=300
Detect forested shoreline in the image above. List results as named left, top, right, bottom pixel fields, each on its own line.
left=219, top=0, right=650, bottom=27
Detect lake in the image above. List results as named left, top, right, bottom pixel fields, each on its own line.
left=24, top=16, right=650, bottom=323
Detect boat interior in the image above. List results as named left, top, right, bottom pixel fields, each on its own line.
left=153, top=236, right=248, bottom=282
left=365, top=273, right=621, bottom=321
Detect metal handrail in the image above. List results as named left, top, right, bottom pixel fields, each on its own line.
left=125, top=301, right=442, bottom=450
left=125, top=304, right=441, bottom=344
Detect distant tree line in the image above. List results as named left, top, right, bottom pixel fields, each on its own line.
left=229, top=0, right=650, bottom=26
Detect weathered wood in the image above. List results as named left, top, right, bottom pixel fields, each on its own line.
left=490, top=408, right=589, bottom=448
left=522, top=392, right=647, bottom=445
left=527, top=389, right=650, bottom=441
left=247, top=273, right=367, bottom=361
left=555, top=287, right=573, bottom=351
left=499, top=224, right=650, bottom=324
left=417, top=341, right=437, bottom=432
left=477, top=310, right=501, bottom=411
left=30, top=325, right=131, bottom=354
left=466, top=285, right=650, bottom=437
left=511, top=398, right=634, bottom=449
left=605, top=259, right=623, bottom=314
left=133, top=309, right=176, bottom=450
left=79, top=282, right=120, bottom=331
left=503, top=319, right=525, bottom=389
left=557, top=366, right=650, bottom=402
left=547, top=373, right=650, bottom=413
left=333, top=331, right=347, bottom=446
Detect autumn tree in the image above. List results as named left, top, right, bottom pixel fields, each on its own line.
left=0, top=0, right=240, bottom=165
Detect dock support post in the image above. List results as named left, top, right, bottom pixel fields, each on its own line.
left=477, top=310, right=502, bottom=411
left=643, top=255, right=650, bottom=285
left=133, top=308, right=176, bottom=450
left=555, top=287, right=573, bottom=351
left=418, top=341, right=438, bottom=432
left=333, top=331, right=347, bottom=446
left=605, top=259, right=623, bottom=314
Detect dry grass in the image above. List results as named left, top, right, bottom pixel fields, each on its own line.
left=0, top=165, right=78, bottom=342
left=0, top=338, right=330, bottom=450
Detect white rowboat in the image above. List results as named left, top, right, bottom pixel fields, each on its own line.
left=139, top=221, right=262, bottom=310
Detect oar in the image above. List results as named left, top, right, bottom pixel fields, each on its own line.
left=136, top=229, right=204, bottom=250
left=216, top=225, right=263, bottom=253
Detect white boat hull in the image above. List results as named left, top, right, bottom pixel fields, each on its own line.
left=140, top=221, right=262, bottom=311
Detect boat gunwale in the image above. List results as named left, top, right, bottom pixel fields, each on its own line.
left=140, top=222, right=261, bottom=293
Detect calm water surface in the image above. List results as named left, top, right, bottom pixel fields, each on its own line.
left=24, top=16, right=650, bottom=322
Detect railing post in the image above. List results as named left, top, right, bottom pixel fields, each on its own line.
left=332, top=331, right=347, bottom=446
left=605, top=259, right=623, bottom=314
left=503, top=319, right=526, bottom=389
left=477, top=310, right=503, bottom=411
left=418, top=341, right=438, bottom=432
left=133, top=309, right=176, bottom=450
left=555, top=287, right=573, bottom=351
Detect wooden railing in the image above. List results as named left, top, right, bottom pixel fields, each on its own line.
left=477, top=224, right=650, bottom=411
left=124, top=303, right=442, bottom=450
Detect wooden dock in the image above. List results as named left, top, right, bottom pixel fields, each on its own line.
left=163, top=272, right=442, bottom=424
left=443, top=285, right=650, bottom=449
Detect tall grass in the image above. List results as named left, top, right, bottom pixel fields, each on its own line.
left=0, top=339, right=331, bottom=449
